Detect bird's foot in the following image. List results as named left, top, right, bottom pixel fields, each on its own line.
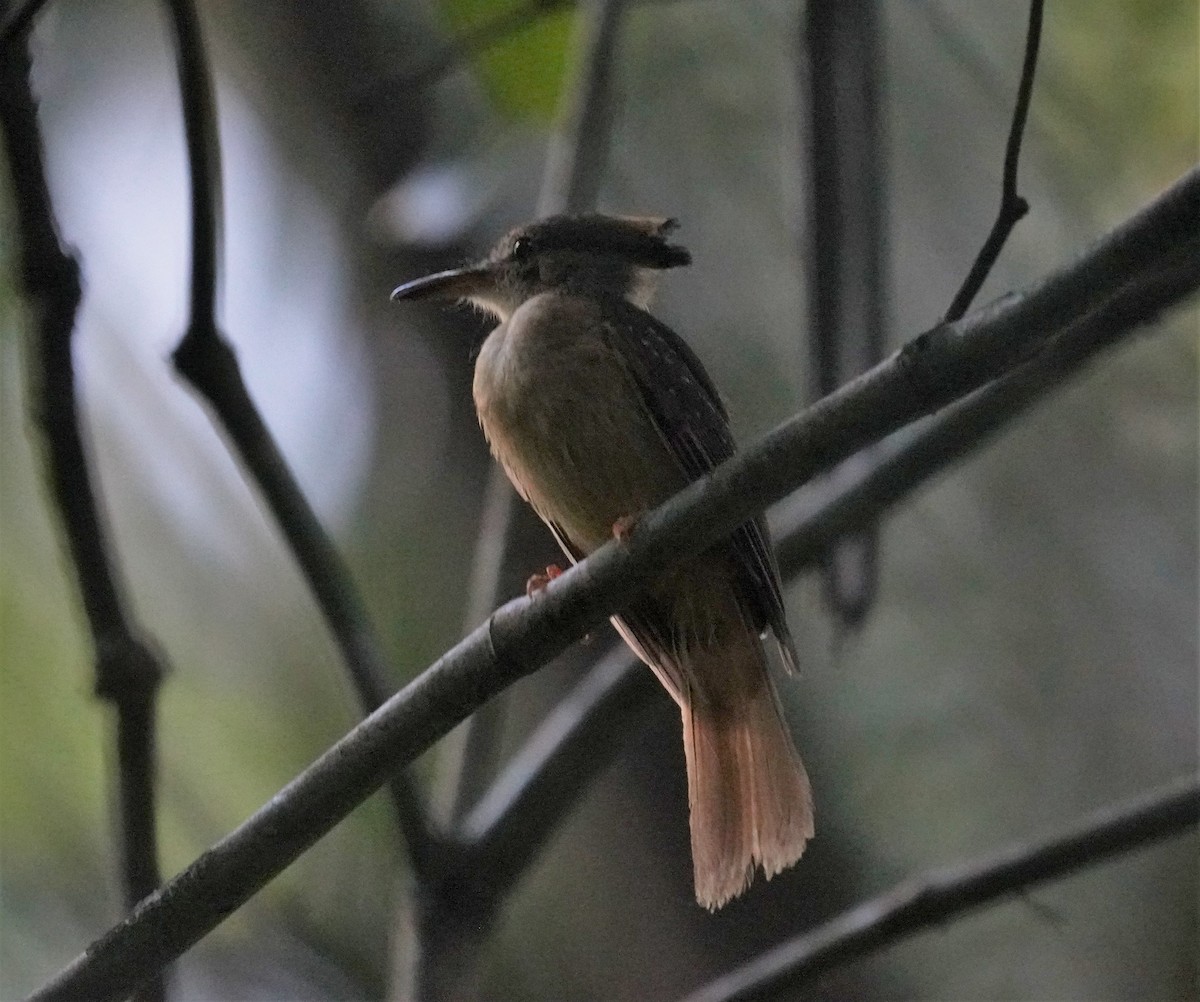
left=612, top=513, right=642, bottom=543
left=525, top=563, right=564, bottom=597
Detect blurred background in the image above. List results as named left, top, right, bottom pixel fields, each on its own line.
left=1, top=1, right=1196, bottom=999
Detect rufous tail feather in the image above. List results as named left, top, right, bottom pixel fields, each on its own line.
left=680, top=644, right=813, bottom=910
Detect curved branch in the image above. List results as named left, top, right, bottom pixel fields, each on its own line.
left=0, top=29, right=168, bottom=1002
left=158, top=0, right=436, bottom=873
left=681, top=776, right=1200, bottom=1002
left=27, top=167, right=1200, bottom=1002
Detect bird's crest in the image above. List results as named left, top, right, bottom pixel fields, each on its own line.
left=492, top=214, right=691, bottom=270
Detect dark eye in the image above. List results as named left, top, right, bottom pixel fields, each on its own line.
left=511, top=236, right=533, bottom=261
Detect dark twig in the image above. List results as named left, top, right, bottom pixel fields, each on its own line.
left=447, top=232, right=1200, bottom=897
left=0, top=0, right=49, bottom=51
left=161, top=0, right=218, bottom=332
left=0, top=30, right=168, bottom=1002
left=944, top=0, right=1044, bottom=322
left=682, top=776, right=1200, bottom=1002
left=28, top=167, right=1200, bottom=1002
left=801, top=0, right=889, bottom=625
left=157, top=0, right=437, bottom=873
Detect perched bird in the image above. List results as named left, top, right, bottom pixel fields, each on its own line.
left=392, top=214, right=813, bottom=909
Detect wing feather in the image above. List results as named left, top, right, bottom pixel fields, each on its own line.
left=600, top=297, right=797, bottom=670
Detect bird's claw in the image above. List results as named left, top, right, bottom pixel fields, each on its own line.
left=612, top=513, right=641, bottom=542
left=526, top=563, right=564, bottom=597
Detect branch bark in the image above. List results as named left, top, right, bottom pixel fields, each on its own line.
left=441, top=222, right=1200, bottom=905
left=27, top=166, right=1200, bottom=1002
left=158, top=0, right=437, bottom=874
left=0, top=0, right=49, bottom=51
left=681, top=775, right=1200, bottom=1002
left=0, top=24, right=168, bottom=1002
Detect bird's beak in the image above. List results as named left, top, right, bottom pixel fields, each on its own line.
left=390, top=265, right=493, bottom=303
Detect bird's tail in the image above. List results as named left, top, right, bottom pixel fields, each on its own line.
left=681, top=643, right=813, bottom=910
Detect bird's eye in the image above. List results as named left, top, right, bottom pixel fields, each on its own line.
left=511, top=236, right=533, bottom=261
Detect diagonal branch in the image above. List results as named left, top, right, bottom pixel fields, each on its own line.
left=442, top=227, right=1200, bottom=901
left=680, top=775, right=1200, bottom=1002
left=944, top=0, right=1044, bottom=322
left=27, top=167, right=1200, bottom=1002
left=458, top=644, right=657, bottom=899
left=0, top=27, right=169, bottom=1002
left=158, top=0, right=437, bottom=875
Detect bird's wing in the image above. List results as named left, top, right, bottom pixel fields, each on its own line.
left=545, top=518, right=585, bottom=566
left=601, top=297, right=797, bottom=671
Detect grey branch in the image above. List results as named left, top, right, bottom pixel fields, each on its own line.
left=445, top=219, right=1200, bottom=900
left=681, top=775, right=1200, bottom=1002
left=458, top=644, right=657, bottom=900
left=0, top=0, right=50, bottom=50
left=27, top=167, right=1200, bottom=1002
left=0, top=27, right=168, bottom=1002
left=159, top=0, right=436, bottom=874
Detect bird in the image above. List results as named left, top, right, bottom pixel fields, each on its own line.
left=391, top=213, right=813, bottom=910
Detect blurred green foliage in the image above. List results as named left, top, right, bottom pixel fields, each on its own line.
left=440, top=0, right=573, bottom=121
left=1046, top=0, right=1197, bottom=194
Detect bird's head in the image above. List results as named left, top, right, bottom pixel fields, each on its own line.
left=391, top=214, right=691, bottom=323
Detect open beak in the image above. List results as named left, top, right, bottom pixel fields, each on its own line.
left=390, top=265, right=493, bottom=302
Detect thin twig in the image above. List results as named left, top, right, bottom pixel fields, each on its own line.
left=801, top=0, right=889, bottom=625
left=944, top=0, right=1044, bottom=322
left=0, top=30, right=168, bottom=1002
left=157, top=0, right=438, bottom=875
left=438, top=234, right=1200, bottom=900
left=681, top=775, right=1200, bottom=1002
left=26, top=166, right=1200, bottom=1002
